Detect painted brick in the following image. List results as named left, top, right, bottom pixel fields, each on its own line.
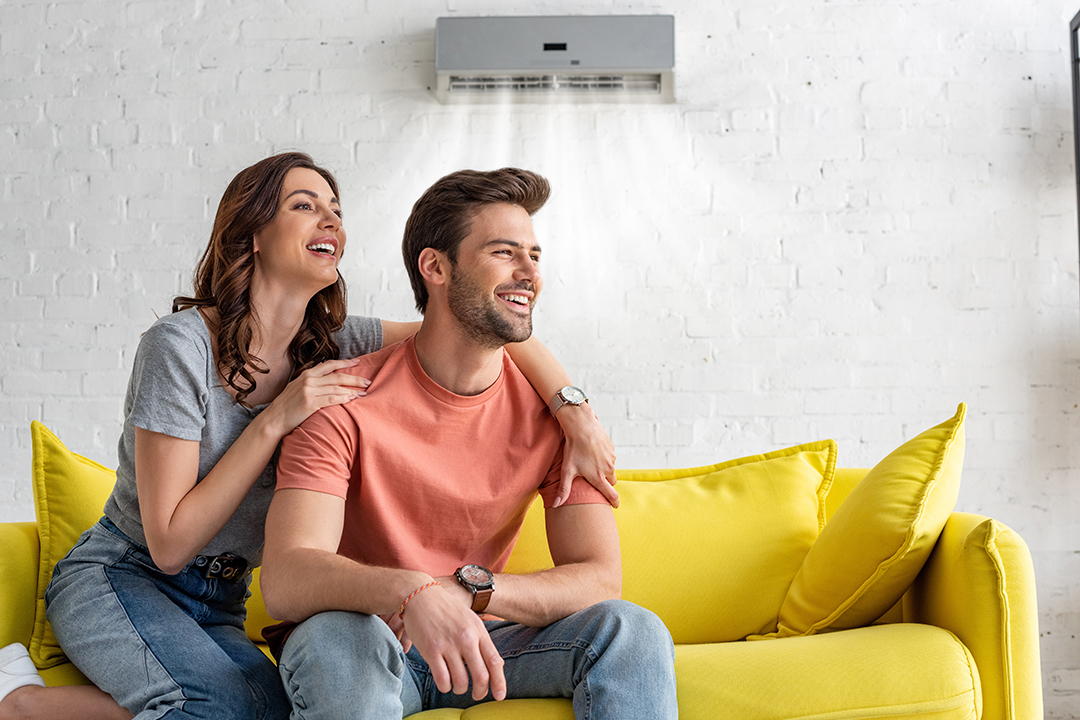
left=610, top=420, right=654, bottom=447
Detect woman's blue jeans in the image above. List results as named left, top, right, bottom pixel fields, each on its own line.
left=44, top=517, right=290, bottom=720
left=278, top=599, right=678, bottom=719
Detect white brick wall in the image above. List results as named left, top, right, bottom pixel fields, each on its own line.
left=2, top=0, right=1078, bottom=714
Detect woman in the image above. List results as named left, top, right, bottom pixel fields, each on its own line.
left=0, top=153, right=616, bottom=720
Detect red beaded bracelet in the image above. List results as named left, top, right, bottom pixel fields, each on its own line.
left=398, top=581, right=441, bottom=618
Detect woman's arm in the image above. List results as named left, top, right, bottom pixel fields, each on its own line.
left=381, top=320, right=422, bottom=347
left=506, top=337, right=619, bottom=508
left=137, top=359, right=369, bottom=573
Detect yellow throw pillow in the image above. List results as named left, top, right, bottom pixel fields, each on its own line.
left=762, top=404, right=966, bottom=639
left=29, top=421, right=116, bottom=668
left=505, top=440, right=837, bottom=644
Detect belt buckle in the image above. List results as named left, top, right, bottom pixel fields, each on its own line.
left=195, top=553, right=248, bottom=581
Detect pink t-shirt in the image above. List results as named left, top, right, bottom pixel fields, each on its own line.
left=275, top=336, right=607, bottom=576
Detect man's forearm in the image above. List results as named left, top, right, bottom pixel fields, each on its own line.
left=464, top=502, right=623, bottom=627
left=261, top=547, right=431, bottom=624
left=441, top=560, right=621, bottom=628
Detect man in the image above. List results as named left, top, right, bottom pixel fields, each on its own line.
left=260, top=168, right=677, bottom=719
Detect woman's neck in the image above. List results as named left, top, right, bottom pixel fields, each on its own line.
left=246, top=273, right=312, bottom=361
left=198, top=282, right=312, bottom=406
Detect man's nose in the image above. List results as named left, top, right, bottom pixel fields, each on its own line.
left=513, top=256, right=540, bottom=284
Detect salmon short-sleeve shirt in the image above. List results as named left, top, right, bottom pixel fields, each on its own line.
left=275, top=336, right=607, bottom=576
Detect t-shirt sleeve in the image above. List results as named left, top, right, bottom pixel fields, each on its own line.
left=276, top=405, right=359, bottom=499
left=536, top=442, right=610, bottom=508
left=334, top=315, right=383, bottom=359
left=125, top=321, right=210, bottom=442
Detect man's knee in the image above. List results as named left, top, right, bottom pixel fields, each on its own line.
left=282, top=611, right=399, bottom=671
left=278, top=612, right=410, bottom=717
left=586, top=599, right=675, bottom=660
left=279, top=611, right=407, bottom=686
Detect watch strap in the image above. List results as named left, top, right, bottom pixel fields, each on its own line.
left=455, top=564, right=494, bottom=614
left=470, top=587, right=493, bottom=614
left=548, top=386, right=588, bottom=416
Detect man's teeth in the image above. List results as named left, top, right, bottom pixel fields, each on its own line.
left=501, top=294, right=528, bottom=306
left=306, top=243, right=335, bottom=255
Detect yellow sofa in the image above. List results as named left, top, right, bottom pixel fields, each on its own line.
left=1, top=408, right=1043, bottom=720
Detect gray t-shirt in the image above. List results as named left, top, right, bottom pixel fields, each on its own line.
left=103, top=308, right=382, bottom=567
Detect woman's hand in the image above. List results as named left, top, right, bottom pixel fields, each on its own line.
left=553, top=403, right=618, bottom=508
left=260, top=358, right=371, bottom=439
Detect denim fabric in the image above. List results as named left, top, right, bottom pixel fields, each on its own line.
left=278, top=599, right=678, bottom=720
left=44, top=518, right=290, bottom=720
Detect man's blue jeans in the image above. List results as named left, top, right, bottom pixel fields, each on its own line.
left=278, top=599, right=678, bottom=719
left=44, top=518, right=291, bottom=720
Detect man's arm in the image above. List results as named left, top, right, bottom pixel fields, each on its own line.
left=260, top=488, right=430, bottom=621
left=260, top=487, right=508, bottom=702
left=438, top=503, right=622, bottom=628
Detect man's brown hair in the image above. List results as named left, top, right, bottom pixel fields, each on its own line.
left=402, top=168, right=550, bottom=313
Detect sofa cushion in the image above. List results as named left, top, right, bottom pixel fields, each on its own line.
left=401, top=624, right=979, bottom=720
left=676, top=624, right=980, bottom=720
left=505, top=440, right=837, bottom=644
left=763, top=404, right=965, bottom=638
left=29, top=421, right=116, bottom=668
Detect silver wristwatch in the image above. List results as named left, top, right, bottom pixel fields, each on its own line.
left=548, top=385, right=588, bottom=416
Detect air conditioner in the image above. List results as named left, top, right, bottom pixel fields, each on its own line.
left=435, top=15, right=675, bottom=104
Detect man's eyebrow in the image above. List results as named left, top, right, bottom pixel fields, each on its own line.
left=484, top=239, right=542, bottom=253
left=285, top=188, right=340, bottom=205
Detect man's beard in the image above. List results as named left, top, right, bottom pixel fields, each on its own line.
left=447, top=264, right=535, bottom=348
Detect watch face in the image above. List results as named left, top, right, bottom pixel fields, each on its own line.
left=460, top=565, right=492, bottom=586
left=562, top=386, right=587, bottom=404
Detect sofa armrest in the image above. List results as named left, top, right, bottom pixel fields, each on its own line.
left=903, top=512, right=1042, bottom=720
left=0, top=522, right=41, bottom=649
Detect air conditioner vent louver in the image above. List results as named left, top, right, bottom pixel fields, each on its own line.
left=436, top=16, right=675, bottom=104
left=447, top=73, right=664, bottom=95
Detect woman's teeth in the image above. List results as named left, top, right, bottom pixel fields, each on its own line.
left=307, top=243, right=335, bottom=255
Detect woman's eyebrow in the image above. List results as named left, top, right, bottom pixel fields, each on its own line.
left=285, top=188, right=340, bottom=205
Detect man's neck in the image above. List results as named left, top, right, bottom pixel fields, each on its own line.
left=413, top=314, right=505, bottom=397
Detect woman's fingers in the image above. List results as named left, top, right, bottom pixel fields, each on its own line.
left=306, top=357, right=362, bottom=375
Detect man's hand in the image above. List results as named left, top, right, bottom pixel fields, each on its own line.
left=382, top=612, right=412, bottom=654
left=400, top=584, right=507, bottom=702
left=553, top=403, right=618, bottom=508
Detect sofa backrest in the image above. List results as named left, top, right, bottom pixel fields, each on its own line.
left=826, top=468, right=870, bottom=519
left=504, top=442, right=839, bottom=644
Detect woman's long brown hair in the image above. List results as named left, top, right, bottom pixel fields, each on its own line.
left=173, top=152, right=348, bottom=407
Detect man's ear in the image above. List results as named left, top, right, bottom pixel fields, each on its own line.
left=417, top=247, right=450, bottom=287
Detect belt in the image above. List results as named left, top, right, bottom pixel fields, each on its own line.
left=192, top=553, right=249, bottom=581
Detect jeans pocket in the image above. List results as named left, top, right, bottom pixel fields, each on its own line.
left=121, top=546, right=166, bottom=575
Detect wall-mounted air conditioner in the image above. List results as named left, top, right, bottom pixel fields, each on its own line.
left=435, top=15, right=675, bottom=104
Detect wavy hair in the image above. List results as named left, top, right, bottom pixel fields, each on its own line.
left=173, top=152, right=347, bottom=406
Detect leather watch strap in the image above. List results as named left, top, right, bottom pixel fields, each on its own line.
left=471, top=587, right=493, bottom=614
